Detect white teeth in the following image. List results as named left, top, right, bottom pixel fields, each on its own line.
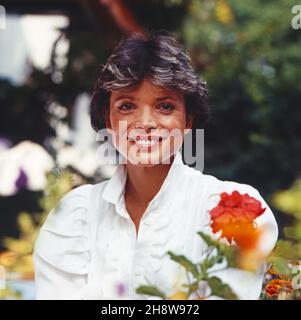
left=136, top=140, right=155, bottom=145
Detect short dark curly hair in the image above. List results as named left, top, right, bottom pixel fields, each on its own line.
left=90, top=30, right=209, bottom=132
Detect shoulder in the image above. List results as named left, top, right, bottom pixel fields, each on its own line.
left=206, top=174, right=263, bottom=197
left=41, top=184, right=94, bottom=232
left=40, top=181, right=110, bottom=225
left=184, top=165, right=267, bottom=199
left=181, top=166, right=262, bottom=197
left=180, top=166, right=265, bottom=207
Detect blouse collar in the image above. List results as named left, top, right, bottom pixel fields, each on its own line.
left=102, top=150, right=187, bottom=217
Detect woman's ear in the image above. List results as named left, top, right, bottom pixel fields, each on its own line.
left=184, top=114, right=193, bottom=135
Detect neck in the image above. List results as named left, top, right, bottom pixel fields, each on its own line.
left=125, top=155, right=175, bottom=206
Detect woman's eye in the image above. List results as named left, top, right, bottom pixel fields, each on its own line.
left=118, top=103, right=135, bottom=112
left=159, top=103, right=175, bottom=113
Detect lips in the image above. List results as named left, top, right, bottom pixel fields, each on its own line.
left=127, top=134, right=166, bottom=149
left=128, top=131, right=168, bottom=141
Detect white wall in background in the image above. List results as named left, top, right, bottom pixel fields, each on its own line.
left=0, top=14, right=69, bottom=85
left=20, top=14, right=69, bottom=70
left=0, top=15, right=29, bottom=84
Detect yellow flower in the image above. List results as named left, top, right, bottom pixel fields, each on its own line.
left=0, top=251, right=17, bottom=268
left=167, top=291, right=188, bottom=300
left=272, top=179, right=301, bottom=218
left=215, top=0, right=234, bottom=25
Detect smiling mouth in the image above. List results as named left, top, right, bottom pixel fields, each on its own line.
left=127, top=136, right=165, bottom=149
left=135, top=139, right=157, bottom=147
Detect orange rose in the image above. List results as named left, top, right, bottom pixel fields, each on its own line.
left=210, top=191, right=266, bottom=250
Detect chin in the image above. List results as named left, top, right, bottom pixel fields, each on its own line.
left=127, top=151, right=162, bottom=166
left=126, top=147, right=176, bottom=166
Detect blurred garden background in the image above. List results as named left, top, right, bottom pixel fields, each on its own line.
left=0, top=0, right=300, bottom=299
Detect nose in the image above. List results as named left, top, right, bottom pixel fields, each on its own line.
left=134, top=107, right=158, bottom=131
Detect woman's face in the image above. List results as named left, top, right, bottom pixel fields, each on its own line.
left=107, top=78, right=192, bottom=166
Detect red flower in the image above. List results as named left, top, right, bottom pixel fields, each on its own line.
left=210, top=191, right=266, bottom=250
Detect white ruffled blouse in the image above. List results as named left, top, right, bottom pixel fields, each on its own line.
left=33, top=151, right=278, bottom=300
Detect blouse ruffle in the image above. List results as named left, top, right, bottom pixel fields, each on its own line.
left=33, top=185, right=93, bottom=275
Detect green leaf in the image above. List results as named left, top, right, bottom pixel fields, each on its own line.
left=136, top=285, right=166, bottom=299
left=207, top=277, right=238, bottom=300
left=167, top=251, right=199, bottom=278
left=197, top=231, right=218, bottom=247
left=197, top=231, right=238, bottom=268
left=267, top=256, right=291, bottom=277
left=217, top=243, right=238, bottom=268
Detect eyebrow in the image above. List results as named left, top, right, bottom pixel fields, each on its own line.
left=112, top=95, right=177, bottom=103
left=112, top=95, right=136, bottom=103
left=155, top=96, right=177, bottom=102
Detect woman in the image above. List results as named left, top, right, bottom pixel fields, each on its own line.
left=33, top=31, right=278, bottom=300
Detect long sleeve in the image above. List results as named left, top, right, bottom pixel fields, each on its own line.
left=33, top=185, right=92, bottom=300
left=204, top=179, right=278, bottom=300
